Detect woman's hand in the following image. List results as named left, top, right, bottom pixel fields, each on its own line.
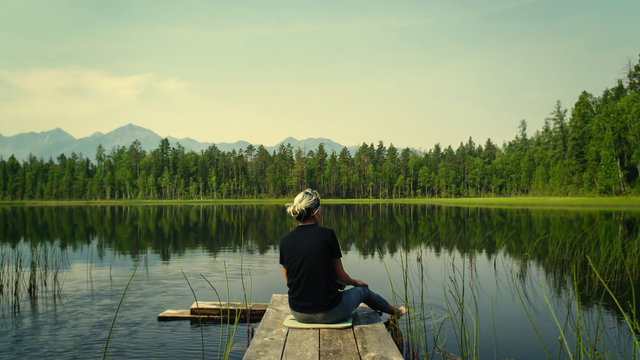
left=352, top=279, right=368, bottom=287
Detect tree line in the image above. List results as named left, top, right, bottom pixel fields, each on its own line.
left=1, top=55, right=639, bottom=200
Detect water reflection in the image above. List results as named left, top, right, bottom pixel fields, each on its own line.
left=1, top=205, right=637, bottom=255
left=1, top=204, right=639, bottom=358
left=1, top=205, right=639, bottom=306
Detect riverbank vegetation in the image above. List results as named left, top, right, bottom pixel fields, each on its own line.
left=0, top=196, right=638, bottom=209
left=1, top=55, right=639, bottom=200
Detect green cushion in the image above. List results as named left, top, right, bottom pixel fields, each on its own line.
left=283, top=314, right=353, bottom=329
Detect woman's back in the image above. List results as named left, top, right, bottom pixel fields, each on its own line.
left=279, top=224, right=342, bottom=313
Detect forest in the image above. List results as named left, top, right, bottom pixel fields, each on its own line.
left=1, top=55, right=639, bottom=200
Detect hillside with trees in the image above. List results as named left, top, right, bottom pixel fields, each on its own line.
left=1, top=55, right=639, bottom=200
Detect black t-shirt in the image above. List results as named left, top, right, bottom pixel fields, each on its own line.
left=279, top=224, right=343, bottom=313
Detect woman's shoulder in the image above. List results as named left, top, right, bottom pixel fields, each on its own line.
left=313, top=225, right=334, bottom=232
left=283, top=225, right=336, bottom=238
left=315, top=226, right=337, bottom=238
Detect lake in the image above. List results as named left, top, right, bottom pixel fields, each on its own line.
left=1, top=204, right=639, bottom=359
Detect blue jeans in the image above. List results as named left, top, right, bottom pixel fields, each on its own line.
left=290, top=286, right=392, bottom=324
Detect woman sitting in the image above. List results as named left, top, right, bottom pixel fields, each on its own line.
left=279, top=189, right=407, bottom=323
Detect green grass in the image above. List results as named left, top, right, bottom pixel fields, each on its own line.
left=0, top=199, right=289, bottom=206
left=1, top=196, right=638, bottom=209
left=322, top=196, right=640, bottom=210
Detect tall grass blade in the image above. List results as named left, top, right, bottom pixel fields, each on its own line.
left=102, top=266, right=137, bottom=360
left=182, top=268, right=205, bottom=360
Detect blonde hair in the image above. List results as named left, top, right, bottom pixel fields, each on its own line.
left=286, top=189, right=321, bottom=221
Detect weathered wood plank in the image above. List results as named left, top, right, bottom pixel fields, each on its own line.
left=157, top=309, right=192, bottom=321
left=354, top=322, right=403, bottom=360
left=282, top=329, right=319, bottom=360
left=243, top=295, right=402, bottom=360
left=190, top=301, right=268, bottom=314
left=319, top=328, right=359, bottom=360
left=242, top=294, right=290, bottom=360
left=158, top=309, right=263, bottom=323
left=158, top=301, right=269, bottom=323
left=191, top=301, right=267, bottom=315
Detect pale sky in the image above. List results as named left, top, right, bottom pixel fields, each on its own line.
left=1, top=0, right=638, bottom=150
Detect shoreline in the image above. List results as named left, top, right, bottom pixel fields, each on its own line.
left=0, top=196, right=638, bottom=210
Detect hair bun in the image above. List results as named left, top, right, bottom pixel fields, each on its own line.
left=286, top=189, right=321, bottom=221
left=286, top=203, right=306, bottom=220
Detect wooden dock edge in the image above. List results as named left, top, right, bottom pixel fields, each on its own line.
left=243, top=294, right=403, bottom=360
left=243, top=295, right=291, bottom=359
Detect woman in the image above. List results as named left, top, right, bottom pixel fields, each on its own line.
left=279, top=189, right=407, bottom=323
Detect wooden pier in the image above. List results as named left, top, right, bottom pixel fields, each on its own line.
left=243, top=294, right=403, bottom=360
left=158, top=294, right=403, bottom=359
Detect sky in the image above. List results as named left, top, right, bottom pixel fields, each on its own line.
left=1, top=0, right=639, bottom=150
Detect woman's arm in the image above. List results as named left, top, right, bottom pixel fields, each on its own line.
left=333, top=258, right=368, bottom=287
left=282, top=266, right=288, bottom=284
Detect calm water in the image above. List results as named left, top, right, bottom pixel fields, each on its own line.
left=0, top=204, right=639, bottom=359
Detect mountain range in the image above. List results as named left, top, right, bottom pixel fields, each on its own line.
left=0, top=124, right=361, bottom=161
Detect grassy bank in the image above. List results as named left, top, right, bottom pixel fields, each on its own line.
left=373, top=196, right=640, bottom=209
left=1, top=196, right=638, bottom=209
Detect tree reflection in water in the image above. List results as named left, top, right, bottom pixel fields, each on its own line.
left=0, top=204, right=638, bottom=317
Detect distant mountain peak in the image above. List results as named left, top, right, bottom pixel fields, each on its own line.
left=107, top=123, right=153, bottom=134
left=0, top=124, right=356, bottom=161
left=89, top=131, right=104, bottom=138
left=46, top=127, right=71, bottom=135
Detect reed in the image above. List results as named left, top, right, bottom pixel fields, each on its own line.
left=201, top=273, right=226, bottom=359
left=386, top=245, right=640, bottom=360
left=442, top=260, right=480, bottom=359
left=530, top=261, right=640, bottom=360
left=385, top=248, right=481, bottom=359
left=198, top=263, right=246, bottom=360
left=221, top=261, right=242, bottom=360
left=178, top=215, right=251, bottom=360
left=182, top=268, right=205, bottom=360
left=13, top=246, right=23, bottom=313
left=0, top=247, right=4, bottom=297
left=0, top=242, right=67, bottom=314
left=27, top=244, right=37, bottom=299
left=587, top=257, right=639, bottom=357
left=102, top=266, right=137, bottom=360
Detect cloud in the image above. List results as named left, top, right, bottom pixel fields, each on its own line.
left=0, top=67, right=190, bottom=135
left=0, top=67, right=187, bottom=99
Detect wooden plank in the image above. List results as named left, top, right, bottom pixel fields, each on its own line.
left=157, top=309, right=236, bottom=322
left=158, top=309, right=264, bottom=322
left=353, top=322, right=403, bottom=360
left=157, top=309, right=192, bottom=321
left=242, top=294, right=290, bottom=360
left=190, top=301, right=268, bottom=322
left=243, top=295, right=402, bottom=360
left=319, top=328, right=359, bottom=360
left=282, top=329, right=318, bottom=360
left=190, top=301, right=269, bottom=315
left=191, top=301, right=268, bottom=315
